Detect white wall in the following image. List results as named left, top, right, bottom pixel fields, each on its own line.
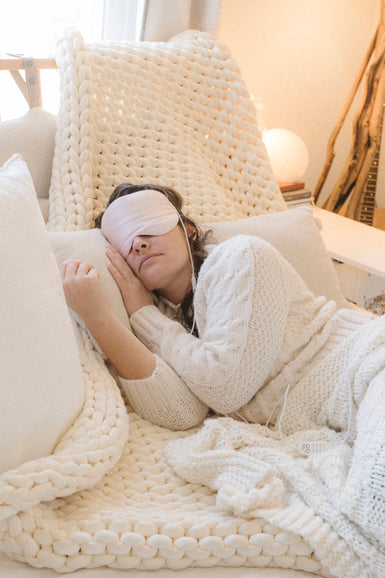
left=217, top=0, right=381, bottom=207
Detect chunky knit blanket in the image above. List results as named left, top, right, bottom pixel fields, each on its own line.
left=1, top=299, right=385, bottom=576
left=47, top=28, right=285, bottom=231
left=0, top=320, right=326, bottom=575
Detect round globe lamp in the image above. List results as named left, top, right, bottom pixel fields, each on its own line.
left=263, top=129, right=309, bottom=184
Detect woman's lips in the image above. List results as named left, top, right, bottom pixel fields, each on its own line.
left=140, top=253, right=160, bottom=270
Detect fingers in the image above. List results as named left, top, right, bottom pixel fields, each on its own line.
left=59, top=260, right=99, bottom=280
left=58, top=260, right=108, bottom=321
left=107, top=262, right=135, bottom=292
left=106, top=244, right=135, bottom=281
left=104, top=245, right=153, bottom=315
left=105, top=244, right=126, bottom=267
left=107, top=260, right=134, bottom=282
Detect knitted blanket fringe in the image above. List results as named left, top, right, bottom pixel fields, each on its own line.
left=47, top=28, right=285, bottom=232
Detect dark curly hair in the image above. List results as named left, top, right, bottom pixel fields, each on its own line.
left=95, top=183, right=210, bottom=333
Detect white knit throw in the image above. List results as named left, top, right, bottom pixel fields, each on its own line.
left=47, top=28, right=285, bottom=231
left=167, top=314, right=385, bottom=578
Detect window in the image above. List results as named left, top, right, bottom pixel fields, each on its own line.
left=0, top=0, right=104, bottom=120
left=0, top=1, right=219, bottom=120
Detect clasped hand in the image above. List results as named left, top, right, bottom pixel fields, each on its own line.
left=59, top=261, right=107, bottom=323
left=59, top=246, right=153, bottom=323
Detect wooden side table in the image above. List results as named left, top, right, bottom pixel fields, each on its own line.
left=313, top=206, right=385, bottom=307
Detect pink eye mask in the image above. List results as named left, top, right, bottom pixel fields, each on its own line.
left=101, top=189, right=179, bottom=259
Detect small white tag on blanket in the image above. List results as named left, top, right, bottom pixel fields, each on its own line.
left=298, top=441, right=332, bottom=456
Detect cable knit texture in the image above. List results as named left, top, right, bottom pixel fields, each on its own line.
left=47, top=28, right=285, bottom=231
left=125, top=236, right=372, bottom=427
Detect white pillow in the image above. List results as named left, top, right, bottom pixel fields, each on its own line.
left=0, top=154, right=84, bottom=474
left=49, top=229, right=131, bottom=330
left=49, top=206, right=348, bottom=316
left=204, top=206, right=349, bottom=308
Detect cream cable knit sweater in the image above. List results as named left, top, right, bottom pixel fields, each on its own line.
left=120, top=236, right=372, bottom=430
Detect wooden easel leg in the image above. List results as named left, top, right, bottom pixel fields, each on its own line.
left=7, top=58, right=42, bottom=109
left=24, top=58, right=42, bottom=108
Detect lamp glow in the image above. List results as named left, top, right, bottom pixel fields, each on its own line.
left=263, top=129, right=309, bottom=183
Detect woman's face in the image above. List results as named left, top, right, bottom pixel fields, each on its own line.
left=125, top=224, right=192, bottom=303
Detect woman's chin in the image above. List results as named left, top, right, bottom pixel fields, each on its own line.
left=141, top=277, right=161, bottom=293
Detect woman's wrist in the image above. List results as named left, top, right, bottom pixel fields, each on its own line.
left=84, top=309, right=156, bottom=380
left=86, top=312, right=120, bottom=343
left=123, top=294, right=154, bottom=317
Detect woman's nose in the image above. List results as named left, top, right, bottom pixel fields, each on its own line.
left=132, top=236, right=150, bottom=253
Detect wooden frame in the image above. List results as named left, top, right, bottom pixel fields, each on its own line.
left=313, top=1, right=385, bottom=223
left=0, top=55, right=57, bottom=110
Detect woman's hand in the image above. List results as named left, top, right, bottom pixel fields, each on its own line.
left=60, top=259, right=156, bottom=378
left=59, top=260, right=111, bottom=323
left=106, top=245, right=154, bottom=316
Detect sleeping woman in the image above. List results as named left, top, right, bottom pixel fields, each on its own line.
left=59, top=184, right=374, bottom=430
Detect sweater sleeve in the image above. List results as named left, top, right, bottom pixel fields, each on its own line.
left=130, top=236, right=294, bottom=415
left=119, top=355, right=209, bottom=430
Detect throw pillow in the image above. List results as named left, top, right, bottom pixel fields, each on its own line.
left=0, top=108, right=57, bottom=199
left=204, top=206, right=349, bottom=308
left=0, top=154, right=84, bottom=474
left=49, top=229, right=131, bottom=330
left=49, top=206, right=348, bottom=316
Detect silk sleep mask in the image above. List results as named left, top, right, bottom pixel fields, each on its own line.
left=101, top=189, right=179, bottom=259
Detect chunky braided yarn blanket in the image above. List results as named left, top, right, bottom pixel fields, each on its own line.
left=47, top=28, right=285, bottom=231
left=0, top=322, right=327, bottom=575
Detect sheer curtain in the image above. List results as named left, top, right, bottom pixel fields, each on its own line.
left=102, top=0, right=222, bottom=42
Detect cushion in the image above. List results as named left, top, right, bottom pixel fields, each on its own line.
left=0, top=107, right=57, bottom=199
left=0, top=154, right=84, bottom=475
left=205, top=206, right=350, bottom=308
left=38, top=197, right=50, bottom=222
left=49, top=229, right=131, bottom=331
left=48, top=206, right=349, bottom=318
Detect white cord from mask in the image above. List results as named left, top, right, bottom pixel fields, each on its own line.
left=178, top=216, right=197, bottom=334
left=265, top=369, right=354, bottom=456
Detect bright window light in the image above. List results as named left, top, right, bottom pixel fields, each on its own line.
left=0, top=0, right=104, bottom=120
